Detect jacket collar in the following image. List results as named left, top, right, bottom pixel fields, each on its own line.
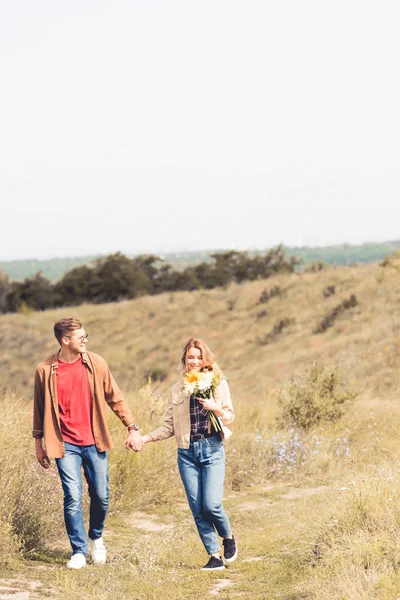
left=51, top=350, right=91, bottom=371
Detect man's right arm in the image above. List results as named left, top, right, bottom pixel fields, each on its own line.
left=33, top=368, right=51, bottom=469
left=35, top=438, right=51, bottom=469
left=33, top=369, right=45, bottom=439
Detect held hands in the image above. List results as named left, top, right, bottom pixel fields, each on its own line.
left=124, top=430, right=144, bottom=452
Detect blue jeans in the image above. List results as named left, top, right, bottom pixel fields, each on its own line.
left=177, top=435, right=232, bottom=555
left=55, top=443, right=109, bottom=556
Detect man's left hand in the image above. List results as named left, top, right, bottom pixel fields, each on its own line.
left=125, top=430, right=144, bottom=452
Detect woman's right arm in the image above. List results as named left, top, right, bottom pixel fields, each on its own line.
left=142, top=388, right=174, bottom=444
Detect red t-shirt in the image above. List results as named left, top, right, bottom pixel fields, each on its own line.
left=56, top=358, right=95, bottom=446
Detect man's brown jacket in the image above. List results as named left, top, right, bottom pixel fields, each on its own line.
left=33, top=351, right=134, bottom=458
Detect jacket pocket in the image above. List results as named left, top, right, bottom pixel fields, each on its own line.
left=171, top=393, right=185, bottom=406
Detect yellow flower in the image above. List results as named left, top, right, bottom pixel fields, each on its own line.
left=184, top=371, right=200, bottom=384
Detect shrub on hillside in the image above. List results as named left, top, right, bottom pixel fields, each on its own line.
left=256, top=309, right=268, bottom=320
left=7, top=272, right=56, bottom=312
left=314, top=294, right=358, bottom=334
left=258, top=285, right=282, bottom=304
left=56, top=253, right=162, bottom=304
left=54, top=263, right=97, bottom=305
left=226, top=298, right=237, bottom=311
left=0, top=269, right=12, bottom=314
left=380, top=255, right=392, bottom=267
left=257, top=317, right=295, bottom=345
left=323, top=285, right=336, bottom=298
left=277, top=364, right=356, bottom=431
left=304, top=260, right=329, bottom=273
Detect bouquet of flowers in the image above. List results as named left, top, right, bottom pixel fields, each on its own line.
left=182, top=367, right=224, bottom=432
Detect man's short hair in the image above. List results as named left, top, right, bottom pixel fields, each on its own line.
left=54, top=317, right=83, bottom=343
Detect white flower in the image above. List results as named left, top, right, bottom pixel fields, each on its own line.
left=182, top=368, right=222, bottom=397
left=183, top=381, right=197, bottom=395
left=197, top=378, right=212, bottom=391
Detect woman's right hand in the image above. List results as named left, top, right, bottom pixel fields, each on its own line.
left=125, top=430, right=144, bottom=452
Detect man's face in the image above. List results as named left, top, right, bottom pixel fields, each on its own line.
left=62, top=327, right=89, bottom=354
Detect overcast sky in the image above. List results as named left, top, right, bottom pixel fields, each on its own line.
left=0, top=1, right=399, bottom=260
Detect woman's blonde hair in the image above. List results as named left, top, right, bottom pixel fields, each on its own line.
left=180, top=338, right=216, bottom=372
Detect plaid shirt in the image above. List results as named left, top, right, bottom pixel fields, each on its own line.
left=190, top=394, right=210, bottom=437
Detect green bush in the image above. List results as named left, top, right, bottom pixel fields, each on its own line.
left=277, top=364, right=356, bottom=431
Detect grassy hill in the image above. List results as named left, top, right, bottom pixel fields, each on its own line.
left=1, top=258, right=400, bottom=598
left=2, top=239, right=400, bottom=281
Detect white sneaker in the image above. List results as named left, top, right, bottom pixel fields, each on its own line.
left=66, top=553, right=87, bottom=569
left=88, top=537, right=107, bottom=564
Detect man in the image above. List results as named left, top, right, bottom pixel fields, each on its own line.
left=33, top=317, right=143, bottom=569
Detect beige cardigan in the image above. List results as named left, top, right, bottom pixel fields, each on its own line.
left=149, top=378, right=234, bottom=449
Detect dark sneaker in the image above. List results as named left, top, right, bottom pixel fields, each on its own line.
left=223, top=536, right=237, bottom=563
left=201, top=556, right=225, bottom=571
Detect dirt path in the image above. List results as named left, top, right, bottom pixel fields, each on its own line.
left=0, top=482, right=329, bottom=600
left=0, top=580, right=43, bottom=600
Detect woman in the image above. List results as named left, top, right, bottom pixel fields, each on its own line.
left=140, top=338, right=237, bottom=571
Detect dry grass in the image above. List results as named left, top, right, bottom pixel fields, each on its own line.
left=1, top=260, right=400, bottom=596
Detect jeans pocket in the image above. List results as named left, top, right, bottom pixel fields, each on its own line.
left=178, top=447, right=190, bottom=457
left=206, top=436, right=222, bottom=449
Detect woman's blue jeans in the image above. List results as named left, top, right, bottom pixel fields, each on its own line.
left=55, top=443, right=109, bottom=556
left=177, top=435, right=232, bottom=555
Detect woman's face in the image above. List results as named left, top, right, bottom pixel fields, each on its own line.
left=185, top=346, right=204, bottom=372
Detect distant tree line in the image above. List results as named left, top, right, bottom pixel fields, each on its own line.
left=3, top=240, right=400, bottom=283
left=0, top=246, right=301, bottom=314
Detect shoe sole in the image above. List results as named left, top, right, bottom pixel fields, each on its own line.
left=66, top=561, right=87, bottom=569
left=88, top=540, right=107, bottom=564
left=91, top=558, right=107, bottom=564
left=224, top=543, right=238, bottom=563
left=90, top=552, right=107, bottom=564
left=200, top=566, right=225, bottom=571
